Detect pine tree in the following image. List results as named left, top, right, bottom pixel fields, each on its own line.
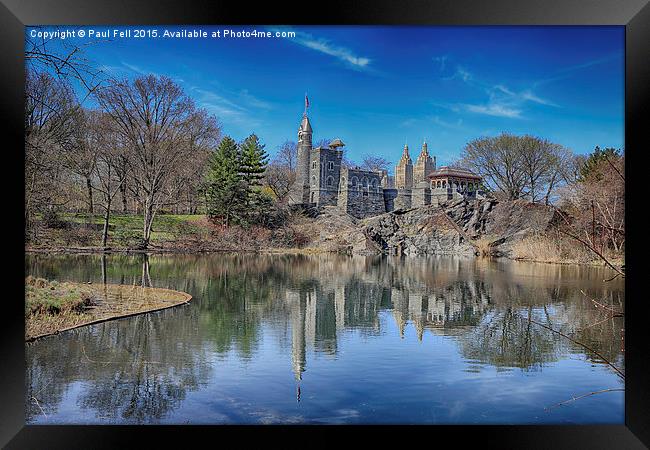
left=239, top=134, right=269, bottom=188
left=239, top=134, right=269, bottom=222
left=579, top=146, right=621, bottom=182
left=204, top=136, right=246, bottom=226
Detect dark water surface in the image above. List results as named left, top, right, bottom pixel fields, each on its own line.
left=25, top=253, right=625, bottom=424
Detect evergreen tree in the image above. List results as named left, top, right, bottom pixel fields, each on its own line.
left=204, top=136, right=246, bottom=226
left=239, top=134, right=269, bottom=188
left=579, top=146, right=621, bottom=182
left=238, top=134, right=269, bottom=222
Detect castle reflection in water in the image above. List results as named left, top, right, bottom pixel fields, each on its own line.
left=283, top=256, right=491, bottom=381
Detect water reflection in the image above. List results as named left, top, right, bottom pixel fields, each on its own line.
left=25, top=253, right=625, bottom=424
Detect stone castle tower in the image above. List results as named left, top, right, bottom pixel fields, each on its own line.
left=289, top=113, right=313, bottom=204
left=413, top=141, right=436, bottom=187
left=395, top=144, right=413, bottom=189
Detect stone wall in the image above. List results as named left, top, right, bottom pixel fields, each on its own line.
left=310, top=147, right=343, bottom=206
left=411, top=187, right=431, bottom=208
left=393, top=189, right=412, bottom=210
left=340, top=188, right=386, bottom=218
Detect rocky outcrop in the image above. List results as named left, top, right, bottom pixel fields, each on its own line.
left=320, top=198, right=561, bottom=257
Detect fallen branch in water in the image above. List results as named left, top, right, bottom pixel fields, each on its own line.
left=544, top=388, right=624, bottom=411
left=31, top=396, right=47, bottom=418
left=579, top=290, right=623, bottom=316
left=522, top=314, right=625, bottom=380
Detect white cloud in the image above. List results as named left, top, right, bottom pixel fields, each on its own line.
left=465, top=103, right=522, bottom=118
left=269, top=27, right=371, bottom=70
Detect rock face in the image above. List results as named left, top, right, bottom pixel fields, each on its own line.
left=319, top=198, right=561, bottom=257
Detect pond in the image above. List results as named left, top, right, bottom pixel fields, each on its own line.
left=25, top=253, right=625, bottom=424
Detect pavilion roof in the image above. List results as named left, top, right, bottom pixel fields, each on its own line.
left=428, top=166, right=482, bottom=180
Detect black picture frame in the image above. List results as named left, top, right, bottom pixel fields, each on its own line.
left=2, top=0, right=648, bottom=448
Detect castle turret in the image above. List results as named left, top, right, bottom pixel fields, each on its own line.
left=395, top=143, right=413, bottom=189
left=414, top=140, right=436, bottom=187
left=289, top=112, right=313, bottom=204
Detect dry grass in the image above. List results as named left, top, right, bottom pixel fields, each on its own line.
left=473, top=236, right=498, bottom=257
left=509, top=232, right=612, bottom=264
left=25, top=277, right=191, bottom=341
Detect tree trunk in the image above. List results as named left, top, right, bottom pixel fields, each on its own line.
left=120, top=181, right=128, bottom=213
left=86, top=177, right=94, bottom=214
left=142, top=197, right=155, bottom=248
left=101, top=200, right=111, bottom=248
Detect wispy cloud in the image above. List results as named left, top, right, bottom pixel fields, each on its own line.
left=431, top=115, right=464, bottom=130
left=121, top=62, right=154, bottom=76
left=535, top=53, right=622, bottom=87
left=445, top=67, right=558, bottom=119
left=443, top=65, right=472, bottom=82
left=239, top=89, right=273, bottom=110
left=269, top=27, right=371, bottom=70
left=191, top=87, right=269, bottom=129
left=465, top=103, right=522, bottom=118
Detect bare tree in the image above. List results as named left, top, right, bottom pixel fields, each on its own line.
left=276, top=140, right=297, bottom=172
left=462, top=133, right=527, bottom=200
left=86, top=111, right=128, bottom=247
left=25, top=28, right=103, bottom=97
left=60, top=108, right=100, bottom=214
left=265, top=162, right=295, bottom=202
left=264, top=141, right=297, bottom=203
left=96, top=75, right=220, bottom=248
left=361, top=155, right=391, bottom=172
left=24, top=69, right=78, bottom=229
left=462, top=133, right=571, bottom=203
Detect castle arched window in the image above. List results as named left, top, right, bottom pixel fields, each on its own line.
left=362, top=177, right=369, bottom=187
left=437, top=180, right=441, bottom=188
left=312, top=161, right=317, bottom=170
left=442, top=180, right=446, bottom=188
left=328, top=161, right=334, bottom=171
left=312, top=176, right=316, bottom=186
left=351, top=177, right=358, bottom=186
left=327, top=176, right=334, bottom=187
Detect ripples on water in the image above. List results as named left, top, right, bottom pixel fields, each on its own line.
left=25, top=253, right=625, bottom=424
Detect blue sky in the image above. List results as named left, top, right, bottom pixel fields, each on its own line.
left=29, top=25, right=624, bottom=169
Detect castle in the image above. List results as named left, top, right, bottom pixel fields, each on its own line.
left=288, top=107, right=484, bottom=219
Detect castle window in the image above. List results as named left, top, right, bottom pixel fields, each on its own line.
left=371, top=179, right=378, bottom=188
left=363, top=191, right=369, bottom=197
left=328, top=161, right=334, bottom=171
left=362, top=177, right=368, bottom=187
left=327, top=176, right=334, bottom=187
left=312, top=161, right=317, bottom=170
left=442, top=180, right=446, bottom=188
left=437, top=181, right=441, bottom=188
left=312, top=176, right=316, bottom=186
left=351, top=177, right=358, bottom=186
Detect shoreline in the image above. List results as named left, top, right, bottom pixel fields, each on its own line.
left=24, top=245, right=622, bottom=269
left=26, top=283, right=192, bottom=343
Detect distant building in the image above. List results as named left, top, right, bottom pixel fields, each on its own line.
left=288, top=100, right=485, bottom=218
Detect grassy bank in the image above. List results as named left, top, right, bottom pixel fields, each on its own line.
left=25, top=276, right=192, bottom=341
left=26, top=212, right=313, bottom=253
